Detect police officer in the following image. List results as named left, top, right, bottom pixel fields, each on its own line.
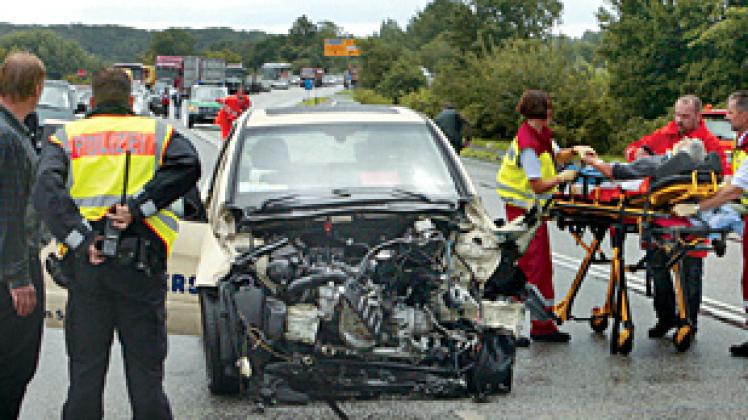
left=33, top=68, right=200, bottom=419
left=434, top=102, right=470, bottom=153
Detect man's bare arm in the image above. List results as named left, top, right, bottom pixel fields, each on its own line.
left=699, top=184, right=743, bottom=211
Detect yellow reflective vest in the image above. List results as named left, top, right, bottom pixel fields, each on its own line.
left=50, top=115, right=180, bottom=255
left=496, top=137, right=556, bottom=209
left=733, top=133, right=748, bottom=206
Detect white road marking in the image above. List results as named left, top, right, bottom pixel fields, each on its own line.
left=551, top=251, right=747, bottom=327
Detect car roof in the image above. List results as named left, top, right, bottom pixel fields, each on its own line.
left=245, top=105, right=426, bottom=127
left=44, top=79, right=71, bottom=86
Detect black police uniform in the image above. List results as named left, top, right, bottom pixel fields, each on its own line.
left=32, top=104, right=200, bottom=420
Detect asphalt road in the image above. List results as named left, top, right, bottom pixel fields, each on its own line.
left=21, top=88, right=748, bottom=419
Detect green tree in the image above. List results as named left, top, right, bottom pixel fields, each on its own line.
left=682, top=4, right=748, bottom=104
left=472, top=0, right=563, bottom=46
left=288, top=15, right=317, bottom=47
left=597, top=1, right=687, bottom=119
left=358, top=36, right=406, bottom=89
left=377, top=56, right=427, bottom=101
left=147, top=28, right=196, bottom=59
left=0, top=29, right=102, bottom=79
left=203, top=49, right=242, bottom=63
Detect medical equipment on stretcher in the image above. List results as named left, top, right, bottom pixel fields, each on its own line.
left=548, top=163, right=728, bottom=355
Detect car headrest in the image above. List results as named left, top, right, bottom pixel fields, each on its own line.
left=249, top=137, right=290, bottom=168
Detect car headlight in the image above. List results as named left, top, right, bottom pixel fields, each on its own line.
left=188, top=105, right=197, bottom=112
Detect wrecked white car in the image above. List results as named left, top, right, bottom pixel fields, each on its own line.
left=183, top=105, right=546, bottom=409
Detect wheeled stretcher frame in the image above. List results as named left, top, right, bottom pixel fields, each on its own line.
left=549, top=170, right=728, bottom=355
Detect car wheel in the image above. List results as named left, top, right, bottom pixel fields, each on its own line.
left=199, top=288, right=240, bottom=395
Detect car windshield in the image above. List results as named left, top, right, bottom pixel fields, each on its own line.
left=193, top=87, right=227, bottom=102
left=39, top=84, right=71, bottom=109
left=234, top=122, right=460, bottom=208
left=705, top=118, right=736, bottom=140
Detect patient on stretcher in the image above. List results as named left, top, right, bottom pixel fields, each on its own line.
left=580, top=138, right=744, bottom=237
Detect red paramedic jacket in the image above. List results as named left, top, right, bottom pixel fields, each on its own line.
left=624, top=120, right=730, bottom=175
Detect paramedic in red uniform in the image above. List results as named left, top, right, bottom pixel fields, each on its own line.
left=624, top=95, right=728, bottom=339
left=214, top=87, right=251, bottom=140
left=673, top=90, right=748, bottom=356
left=495, top=90, right=586, bottom=342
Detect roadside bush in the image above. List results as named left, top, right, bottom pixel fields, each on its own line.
left=353, top=88, right=393, bottom=105
left=400, top=88, right=441, bottom=117
left=377, top=56, right=427, bottom=102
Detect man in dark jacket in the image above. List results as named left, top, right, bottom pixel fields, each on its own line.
left=33, top=68, right=200, bottom=420
left=0, top=52, right=46, bottom=420
left=434, top=103, right=470, bottom=153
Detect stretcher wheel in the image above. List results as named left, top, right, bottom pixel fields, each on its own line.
left=615, top=327, right=633, bottom=356
left=590, top=308, right=608, bottom=333
left=673, top=325, right=694, bottom=352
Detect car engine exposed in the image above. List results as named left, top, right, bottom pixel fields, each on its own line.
left=200, top=206, right=546, bottom=409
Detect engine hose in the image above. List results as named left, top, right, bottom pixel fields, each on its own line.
left=284, top=271, right=348, bottom=299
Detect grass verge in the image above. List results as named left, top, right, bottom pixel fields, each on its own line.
left=299, top=96, right=331, bottom=106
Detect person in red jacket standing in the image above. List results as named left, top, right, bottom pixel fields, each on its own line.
left=625, top=95, right=728, bottom=340
left=214, top=87, right=252, bottom=140
left=625, top=95, right=730, bottom=174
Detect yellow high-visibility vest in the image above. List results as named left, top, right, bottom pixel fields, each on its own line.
left=496, top=137, right=556, bottom=209
left=733, top=145, right=748, bottom=206
left=50, top=115, right=180, bottom=255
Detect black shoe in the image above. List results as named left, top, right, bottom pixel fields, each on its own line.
left=730, top=342, right=748, bottom=357
left=647, top=320, right=675, bottom=338
left=530, top=330, right=571, bottom=343
left=515, top=336, right=531, bottom=347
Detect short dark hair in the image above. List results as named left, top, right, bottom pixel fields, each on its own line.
left=729, top=90, right=748, bottom=113
left=516, top=90, right=551, bottom=119
left=676, top=94, right=702, bottom=114
left=0, top=52, right=45, bottom=102
left=92, top=68, right=131, bottom=105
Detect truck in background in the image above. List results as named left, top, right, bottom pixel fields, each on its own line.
left=156, top=56, right=227, bottom=98
left=182, top=56, right=200, bottom=98
left=300, top=67, right=324, bottom=88
left=200, top=58, right=226, bottom=85
left=225, top=63, right=246, bottom=94
left=155, top=55, right=183, bottom=88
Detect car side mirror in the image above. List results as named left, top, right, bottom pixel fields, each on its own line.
left=76, top=103, right=87, bottom=114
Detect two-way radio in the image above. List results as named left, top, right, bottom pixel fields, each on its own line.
left=100, top=150, right=131, bottom=258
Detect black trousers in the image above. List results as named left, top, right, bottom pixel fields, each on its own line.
left=0, top=253, right=44, bottom=420
left=62, top=258, right=172, bottom=420
left=651, top=251, right=703, bottom=327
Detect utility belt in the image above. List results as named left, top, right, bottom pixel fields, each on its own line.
left=46, top=234, right=165, bottom=289
left=114, top=236, right=166, bottom=276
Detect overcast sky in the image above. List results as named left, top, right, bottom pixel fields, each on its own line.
left=3, top=0, right=605, bottom=38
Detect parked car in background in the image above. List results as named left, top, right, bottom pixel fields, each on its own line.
left=33, top=80, right=78, bottom=151
left=271, top=78, right=290, bottom=90
left=73, top=85, right=92, bottom=116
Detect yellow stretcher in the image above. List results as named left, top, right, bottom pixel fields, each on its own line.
left=549, top=168, right=728, bottom=355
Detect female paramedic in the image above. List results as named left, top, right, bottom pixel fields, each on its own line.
left=495, top=90, right=588, bottom=342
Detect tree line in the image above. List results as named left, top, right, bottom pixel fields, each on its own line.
left=1, top=1, right=747, bottom=153
left=0, top=17, right=357, bottom=82
left=356, top=0, right=748, bottom=154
